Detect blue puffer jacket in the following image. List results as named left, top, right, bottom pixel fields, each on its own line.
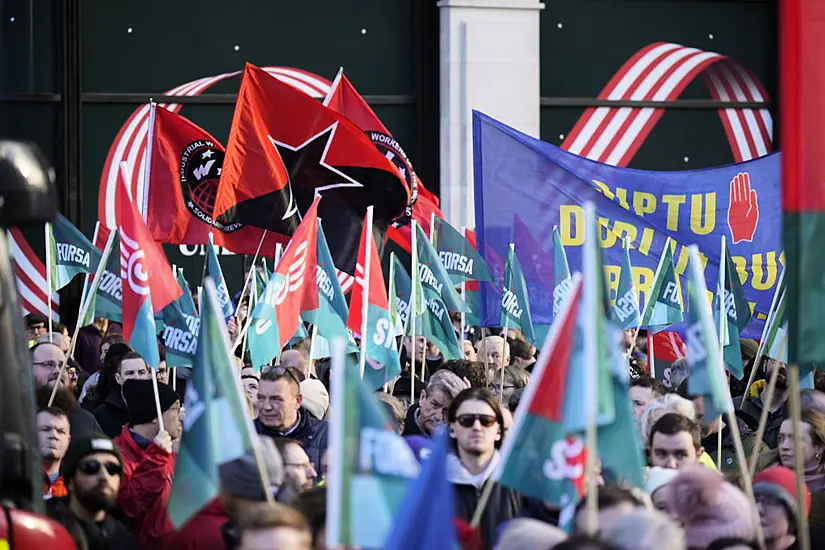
left=255, top=412, right=329, bottom=472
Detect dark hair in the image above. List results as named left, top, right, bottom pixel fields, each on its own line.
left=117, top=351, right=144, bottom=371
left=508, top=338, right=534, bottom=362
left=102, top=332, right=126, bottom=348
left=676, top=379, right=694, bottom=400
left=157, top=335, right=167, bottom=363
left=553, top=534, right=622, bottom=550
left=630, top=376, right=667, bottom=397
left=573, top=483, right=646, bottom=520
left=291, top=487, right=326, bottom=548
left=447, top=388, right=506, bottom=448
left=706, top=538, right=759, bottom=550
left=37, top=406, right=69, bottom=422
left=91, top=343, right=134, bottom=407
left=650, top=412, right=702, bottom=451
left=508, top=388, right=524, bottom=412
left=439, top=360, right=488, bottom=389
left=54, top=322, right=67, bottom=334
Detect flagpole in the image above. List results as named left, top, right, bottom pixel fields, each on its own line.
left=622, top=237, right=642, bottom=360
left=359, top=207, right=374, bottom=380
left=410, top=220, right=418, bottom=403
left=789, top=363, right=811, bottom=550
left=583, top=203, right=600, bottom=536
left=740, top=267, right=785, bottom=409
left=273, top=243, right=286, bottom=365
left=233, top=230, right=269, bottom=318
left=716, top=236, right=727, bottom=470
left=308, top=324, right=319, bottom=378
left=141, top=101, right=156, bottom=221
left=325, top=337, right=347, bottom=546
left=150, top=368, right=166, bottom=433
left=77, top=220, right=100, bottom=325
left=747, top=336, right=784, bottom=477
left=45, top=222, right=53, bottom=340
left=500, top=243, right=515, bottom=404
left=322, top=66, right=344, bottom=106
left=460, top=226, right=468, bottom=343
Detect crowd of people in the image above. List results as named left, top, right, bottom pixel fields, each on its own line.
left=21, top=305, right=825, bottom=550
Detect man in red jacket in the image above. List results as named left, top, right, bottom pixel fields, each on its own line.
left=114, top=378, right=182, bottom=549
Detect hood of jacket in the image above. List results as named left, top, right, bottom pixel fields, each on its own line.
left=446, top=451, right=501, bottom=488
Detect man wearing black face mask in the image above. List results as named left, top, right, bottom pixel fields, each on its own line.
left=46, top=433, right=138, bottom=550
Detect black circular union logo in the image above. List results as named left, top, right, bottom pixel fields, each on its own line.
left=369, top=131, right=419, bottom=225
left=179, top=141, right=243, bottom=234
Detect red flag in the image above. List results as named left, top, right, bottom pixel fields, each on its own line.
left=215, top=64, right=408, bottom=273
left=116, top=165, right=182, bottom=319
left=346, top=209, right=390, bottom=336
left=144, top=105, right=282, bottom=255
left=324, top=71, right=443, bottom=253
left=271, top=196, right=321, bottom=350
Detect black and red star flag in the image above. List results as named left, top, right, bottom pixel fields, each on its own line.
left=143, top=104, right=282, bottom=255
left=323, top=69, right=443, bottom=253
left=214, top=63, right=409, bottom=273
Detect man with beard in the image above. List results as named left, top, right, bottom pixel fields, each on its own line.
left=32, top=341, right=102, bottom=438
left=735, top=357, right=790, bottom=449
left=275, top=438, right=318, bottom=494
left=39, top=407, right=71, bottom=499
left=46, top=433, right=138, bottom=550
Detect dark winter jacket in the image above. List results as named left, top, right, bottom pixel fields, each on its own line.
left=701, top=415, right=772, bottom=474
left=46, top=496, right=139, bottom=550
left=93, top=387, right=129, bottom=439
left=255, top=411, right=328, bottom=472
left=447, top=452, right=522, bottom=550
left=402, top=404, right=426, bottom=437
left=69, top=406, right=104, bottom=439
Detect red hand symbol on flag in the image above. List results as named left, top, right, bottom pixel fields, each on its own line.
left=727, top=172, right=759, bottom=243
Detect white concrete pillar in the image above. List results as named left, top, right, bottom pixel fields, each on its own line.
left=438, top=0, right=545, bottom=231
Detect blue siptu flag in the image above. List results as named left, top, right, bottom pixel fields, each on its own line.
left=384, top=428, right=457, bottom=550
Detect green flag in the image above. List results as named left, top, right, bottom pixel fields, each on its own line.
left=206, top=233, right=235, bottom=320
left=712, top=238, right=752, bottom=380
left=77, top=229, right=118, bottom=327
left=414, top=224, right=467, bottom=313
left=763, top=287, right=788, bottom=362
left=640, top=238, right=683, bottom=333
left=501, top=245, right=536, bottom=345
left=168, top=278, right=256, bottom=528
left=399, top=253, right=462, bottom=361
left=613, top=238, right=641, bottom=330
left=47, top=214, right=102, bottom=291
left=431, top=216, right=493, bottom=284
left=326, top=340, right=419, bottom=548
left=91, top=230, right=123, bottom=324
left=388, top=254, right=405, bottom=336
left=686, top=247, right=733, bottom=421
left=176, top=269, right=197, bottom=316
left=553, top=227, right=573, bottom=317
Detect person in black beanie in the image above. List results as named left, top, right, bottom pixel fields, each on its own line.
left=113, top=378, right=182, bottom=547
left=46, top=432, right=138, bottom=550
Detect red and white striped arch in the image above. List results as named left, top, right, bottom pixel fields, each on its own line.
left=561, top=41, right=772, bottom=166
left=8, top=228, right=60, bottom=321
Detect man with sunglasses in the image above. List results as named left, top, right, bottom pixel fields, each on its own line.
left=446, top=387, right=522, bottom=548
left=46, top=433, right=138, bottom=549
left=256, top=366, right=328, bottom=472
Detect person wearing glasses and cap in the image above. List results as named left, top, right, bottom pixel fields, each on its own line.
left=446, top=387, right=522, bottom=549
left=255, top=366, right=328, bottom=473
left=45, top=433, right=138, bottom=550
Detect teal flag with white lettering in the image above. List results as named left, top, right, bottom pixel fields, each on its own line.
left=157, top=272, right=200, bottom=367
left=47, top=214, right=102, bottom=291
left=168, top=278, right=255, bottom=528
left=92, top=230, right=123, bottom=324
left=712, top=241, right=752, bottom=380
left=431, top=216, right=493, bottom=285
left=247, top=270, right=282, bottom=369
left=639, top=238, right=683, bottom=333
left=613, top=239, right=641, bottom=330
left=415, top=224, right=467, bottom=313
left=177, top=269, right=197, bottom=316
left=501, top=245, right=536, bottom=345
left=552, top=227, right=573, bottom=317
left=206, top=233, right=235, bottom=320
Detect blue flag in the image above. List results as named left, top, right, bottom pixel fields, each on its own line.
left=206, top=233, right=234, bottom=320
left=473, top=111, right=781, bottom=338
left=384, top=429, right=457, bottom=550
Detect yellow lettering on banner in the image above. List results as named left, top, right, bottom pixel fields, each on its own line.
left=614, top=187, right=630, bottom=210
left=673, top=244, right=689, bottom=276
left=592, top=180, right=614, bottom=201
left=633, top=266, right=655, bottom=308
left=598, top=217, right=616, bottom=248
left=560, top=205, right=584, bottom=246
left=611, top=221, right=638, bottom=247
left=751, top=252, right=780, bottom=291
left=779, top=251, right=786, bottom=268
left=731, top=256, right=748, bottom=286
left=638, top=227, right=655, bottom=255
left=662, top=195, right=686, bottom=231
left=633, top=192, right=657, bottom=217
left=690, top=193, right=716, bottom=235
left=604, top=265, right=620, bottom=303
